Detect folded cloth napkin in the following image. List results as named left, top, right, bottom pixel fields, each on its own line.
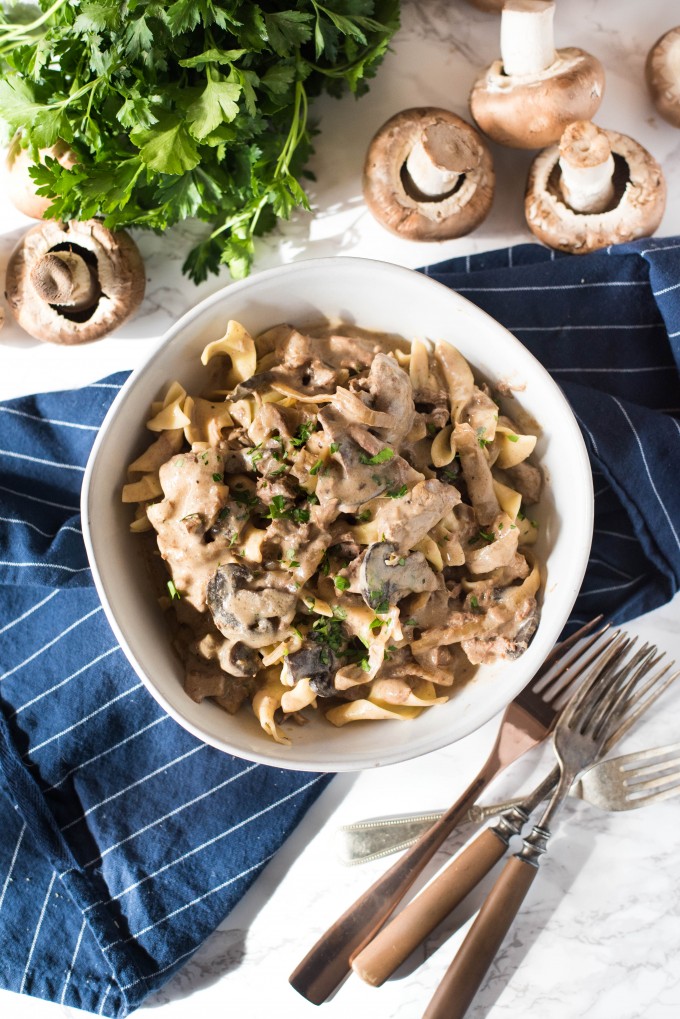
left=1, top=238, right=679, bottom=1018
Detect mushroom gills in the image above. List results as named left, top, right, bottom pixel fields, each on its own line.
left=30, top=247, right=102, bottom=316
left=360, top=541, right=439, bottom=612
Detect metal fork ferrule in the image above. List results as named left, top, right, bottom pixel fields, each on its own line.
left=491, top=805, right=531, bottom=846
left=518, top=824, right=552, bottom=867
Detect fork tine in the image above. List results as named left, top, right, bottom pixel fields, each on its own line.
left=530, top=616, right=606, bottom=689
left=531, top=621, right=611, bottom=701
left=539, top=632, right=620, bottom=708
left=604, top=664, right=680, bottom=752
left=557, top=632, right=631, bottom=729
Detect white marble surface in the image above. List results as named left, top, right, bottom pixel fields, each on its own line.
left=1, top=1, right=680, bottom=1017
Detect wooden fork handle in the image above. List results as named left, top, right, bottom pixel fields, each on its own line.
left=289, top=772, right=488, bottom=1004
left=352, top=827, right=507, bottom=987
left=422, top=855, right=539, bottom=1019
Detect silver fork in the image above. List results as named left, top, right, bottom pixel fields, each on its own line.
left=419, top=637, right=675, bottom=1019
left=289, top=619, right=612, bottom=1004
left=337, top=739, right=680, bottom=865
left=352, top=638, right=678, bottom=989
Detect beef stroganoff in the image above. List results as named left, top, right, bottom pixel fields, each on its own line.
left=123, top=321, right=542, bottom=745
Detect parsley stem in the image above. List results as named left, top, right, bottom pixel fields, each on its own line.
left=0, top=0, right=70, bottom=42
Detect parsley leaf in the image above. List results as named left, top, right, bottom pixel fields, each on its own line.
left=0, top=1, right=400, bottom=282
left=359, top=447, right=394, bottom=465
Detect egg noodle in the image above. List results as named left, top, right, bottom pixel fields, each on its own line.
left=123, top=321, right=542, bottom=745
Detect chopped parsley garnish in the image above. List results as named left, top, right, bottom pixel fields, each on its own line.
left=359, top=447, right=394, bottom=465
left=426, top=422, right=437, bottom=436
left=212, top=473, right=223, bottom=483
left=369, top=617, right=383, bottom=631
left=404, top=617, right=418, bottom=627
left=310, top=617, right=346, bottom=654
left=332, top=605, right=347, bottom=620
left=470, top=595, right=480, bottom=612
left=334, top=576, right=350, bottom=591
left=441, top=466, right=460, bottom=482
left=267, top=495, right=288, bottom=520
left=245, top=444, right=263, bottom=466
left=371, top=593, right=390, bottom=614
left=232, top=488, right=258, bottom=507
left=309, top=459, right=324, bottom=476
left=284, top=548, right=300, bottom=569
left=478, top=529, right=495, bottom=543
left=166, top=580, right=181, bottom=600
left=266, top=497, right=309, bottom=524
left=356, top=510, right=372, bottom=522
left=386, top=484, right=408, bottom=499
left=506, top=433, right=519, bottom=442
left=330, top=442, right=340, bottom=454
left=291, top=420, right=316, bottom=448
left=360, top=658, right=371, bottom=673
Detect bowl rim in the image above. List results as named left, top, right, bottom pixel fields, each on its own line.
left=81, top=255, right=594, bottom=771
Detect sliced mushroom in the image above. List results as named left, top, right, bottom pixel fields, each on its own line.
left=646, top=27, right=680, bottom=129
left=525, top=122, right=666, bottom=254
left=4, top=139, right=77, bottom=220
left=469, top=0, right=604, bottom=149
left=219, top=640, right=260, bottom=678
left=360, top=541, right=439, bottom=611
left=5, top=218, right=145, bottom=344
left=206, top=563, right=297, bottom=649
left=284, top=644, right=338, bottom=698
left=363, top=107, right=494, bottom=240
left=315, top=406, right=423, bottom=511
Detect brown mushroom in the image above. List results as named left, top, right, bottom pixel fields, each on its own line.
left=525, top=121, right=666, bottom=254
left=362, top=107, right=494, bottom=240
left=469, top=0, right=605, bottom=149
left=5, top=219, right=145, bottom=344
left=646, top=26, right=680, bottom=129
left=4, top=139, right=77, bottom=220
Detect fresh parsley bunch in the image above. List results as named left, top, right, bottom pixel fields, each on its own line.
left=0, top=1, right=400, bottom=281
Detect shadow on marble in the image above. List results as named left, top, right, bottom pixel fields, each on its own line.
left=143, top=771, right=357, bottom=1007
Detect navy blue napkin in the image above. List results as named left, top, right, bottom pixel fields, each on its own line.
left=1, top=237, right=679, bottom=1018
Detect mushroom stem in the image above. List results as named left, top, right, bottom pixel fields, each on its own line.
left=404, top=122, right=479, bottom=199
left=558, top=120, right=615, bottom=214
left=30, top=250, right=101, bottom=311
left=500, top=0, right=556, bottom=78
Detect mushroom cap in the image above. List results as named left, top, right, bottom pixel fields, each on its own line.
left=525, top=128, right=666, bottom=254
left=362, top=107, right=494, bottom=241
left=645, top=26, right=680, bottom=129
left=5, top=218, right=145, bottom=344
left=470, top=47, right=605, bottom=149
left=4, top=140, right=77, bottom=220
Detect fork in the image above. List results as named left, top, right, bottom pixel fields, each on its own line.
left=337, top=739, right=680, bottom=865
left=421, top=636, right=676, bottom=1019
left=351, top=643, right=678, bottom=987
left=288, top=619, right=612, bottom=1004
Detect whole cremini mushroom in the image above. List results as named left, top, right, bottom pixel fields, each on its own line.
left=525, top=120, right=666, bottom=254
left=469, top=0, right=605, bottom=149
left=362, top=107, right=494, bottom=240
left=5, top=219, right=145, bottom=344
left=4, top=139, right=77, bottom=220
left=646, top=26, right=680, bottom=128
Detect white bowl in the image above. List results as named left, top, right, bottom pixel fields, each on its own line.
left=82, top=257, right=593, bottom=772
